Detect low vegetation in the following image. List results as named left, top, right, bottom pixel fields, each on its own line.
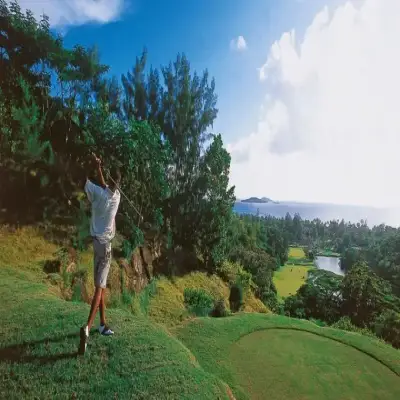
left=2, top=228, right=399, bottom=400
left=175, top=314, right=400, bottom=400
left=0, top=266, right=228, bottom=399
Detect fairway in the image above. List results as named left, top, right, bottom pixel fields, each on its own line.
left=229, top=329, right=400, bottom=400
left=273, top=264, right=312, bottom=297
left=288, top=246, right=306, bottom=259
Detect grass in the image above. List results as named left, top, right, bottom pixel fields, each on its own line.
left=317, top=249, right=341, bottom=257
left=2, top=228, right=399, bottom=399
left=273, top=264, right=312, bottom=298
left=175, top=314, right=400, bottom=400
left=0, top=227, right=229, bottom=399
left=148, top=272, right=268, bottom=326
left=288, top=246, right=306, bottom=259
left=230, top=329, right=400, bottom=400
left=287, top=246, right=314, bottom=266
left=273, top=246, right=314, bottom=298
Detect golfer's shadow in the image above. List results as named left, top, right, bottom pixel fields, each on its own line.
left=0, top=332, right=79, bottom=365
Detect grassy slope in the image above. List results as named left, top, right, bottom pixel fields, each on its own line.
left=2, top=230, right=400, bottom=399
left=149, top=273, right=268, bottom=326
left=0, top=228, right=229, bottom=400
left=175, top=314, right=400, bottom=400
left=0, top=267, right=230, bottom=399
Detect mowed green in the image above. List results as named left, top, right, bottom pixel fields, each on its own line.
left=175, top=314, right=400, bottom=400
left=273, top=264, right=312, bottom=297
left=230, top=330, right=400, bottom=400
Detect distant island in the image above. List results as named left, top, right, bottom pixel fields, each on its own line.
left=241, top=197, right=279, bottom=204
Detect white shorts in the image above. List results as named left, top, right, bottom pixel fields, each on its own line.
left=93, top=238, right=112, bottom=288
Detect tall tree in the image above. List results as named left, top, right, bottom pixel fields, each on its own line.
left=341, top=262, right=391, bottom=326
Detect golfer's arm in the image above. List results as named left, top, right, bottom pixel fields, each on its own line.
left=96, top=164, right=107, bottom=189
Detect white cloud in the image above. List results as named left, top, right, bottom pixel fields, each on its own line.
left=10, top=0, right=126, bottom=27
left=228, top=0, right=400, bottom=207
left=230, top=35, right=248, bottom=51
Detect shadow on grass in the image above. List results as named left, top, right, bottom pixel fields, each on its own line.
left=0, top=332, right=79, bottom=364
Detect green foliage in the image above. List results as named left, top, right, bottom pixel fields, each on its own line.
left=139, top=279, right=158, bottom=315
left=283, top=294, right=306, bottom=319
left=183, top=288, right=215, bottom=317
left=211, top=298, right=229, bottom=318
left=341, top=261, right=390, bottom=326
left=0, top=1, right=236, bottom=280
left=309, top=318, right=327, bottom=327
left=332, top=316, right=377, bottom=338
left=216, top=260, right=253, bottom=292
left=284, top=269, right=343, bottom=323
left=229, top=283, right=244, bottom=312
left=121, top=51, right=234, bottom=271
left=373, top=310, right=400, bottom=349
left=71, top=281, right=83, bottom=302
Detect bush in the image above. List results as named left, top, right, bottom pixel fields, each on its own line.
left=184, top=288, right=214, bottom=317
left=331, top=316, right=376, bottom=338
left=229, top=283, right=244, bottom=312
left=216, top=260, right=253, bottom=292
left=310, top=318, right=327, bottom=327
left=260, top=288, right=280, bottom=312
left=284, top=295, right=306, bottom=319
left=373, top=311, right=400, bottom=348
left=211, top=298, right=229, bottom=318
left=139, top=279, right=157, bottom=315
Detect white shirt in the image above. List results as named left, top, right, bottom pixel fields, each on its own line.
left=84, top=179, right=121, bottom=244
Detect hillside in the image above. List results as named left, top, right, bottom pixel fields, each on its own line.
left=1, top=227, right=399, bottom=400
left=240, top=197, right=278, bottom=204
left=0, top=228, right=229, bottom=399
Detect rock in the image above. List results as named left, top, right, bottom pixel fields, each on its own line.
left=66, top=262, right=76, bottom=273
left=115, top=243, right=158, bottom=294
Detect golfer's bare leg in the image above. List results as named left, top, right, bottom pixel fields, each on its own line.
left=87, top=287, right=102, bottom=330
left=99, top=289, right=106, bottom=326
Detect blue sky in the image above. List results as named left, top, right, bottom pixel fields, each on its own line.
left=60, top=0, right=331, bottom=144
left=15, top=0, right=400, bottom=207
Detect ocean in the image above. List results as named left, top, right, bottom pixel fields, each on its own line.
left=233, top=201, right=400, bottom=227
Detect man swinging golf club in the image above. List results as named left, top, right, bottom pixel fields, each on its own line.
left=79, top=153, right=121, bottom=355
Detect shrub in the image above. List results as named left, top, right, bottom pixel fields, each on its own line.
left=216, top=260, right=253, bottom=292
left=71, top=282, right=82, bottom=302
left=284, top=295, right=306, bottom=319
left=260, top=288, right=280, bottom=312
left=229, top=283, right=244, bottom=312
left=373, top=310, right=400, bottom=349
left=331, top=316, right=376, bottom=338
left=184, top=288, right=214, bottom=317
left=310, top=318, right=327, bottom=327
left=211, top=298, right=229, bottom=318
left=139, top=279, right=157, bottom=315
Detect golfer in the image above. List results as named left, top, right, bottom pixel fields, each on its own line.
left=79, top=153, right=121, bottom=355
